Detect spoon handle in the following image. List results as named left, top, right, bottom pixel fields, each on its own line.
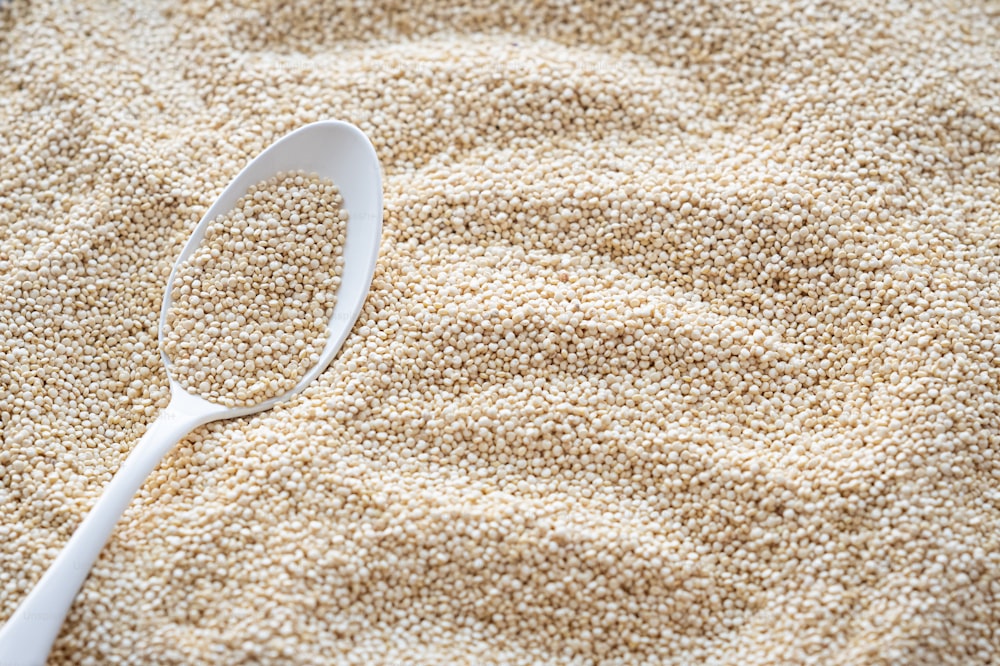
left=0, top=395, right=206, bottom=666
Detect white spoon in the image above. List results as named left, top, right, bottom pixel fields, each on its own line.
left=0, top=120, right=383, bottom=665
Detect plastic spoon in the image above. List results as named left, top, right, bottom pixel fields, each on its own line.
left=0, top=120, right=383, bottom=665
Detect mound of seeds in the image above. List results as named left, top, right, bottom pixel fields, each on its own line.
left=162, top=172, right=347, bottom=407
left=1, top=0, right=1000, bottom=664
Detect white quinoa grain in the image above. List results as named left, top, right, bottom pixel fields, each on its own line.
left=162, top=171, right=347, bottom=407
left=1, top=0, right=999, bottom=665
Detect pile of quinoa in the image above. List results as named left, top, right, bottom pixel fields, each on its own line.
left=1, top=1, right=999, bottom=664
left=163, top=171, right=348, bottom=408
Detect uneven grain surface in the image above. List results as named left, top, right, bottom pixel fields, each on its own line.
left=1, top=1, right=999, bottom=664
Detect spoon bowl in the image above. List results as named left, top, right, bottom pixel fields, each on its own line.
left=163, top=119, right=384, bottom=419
left=0, top=120, right=383, bottom=665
